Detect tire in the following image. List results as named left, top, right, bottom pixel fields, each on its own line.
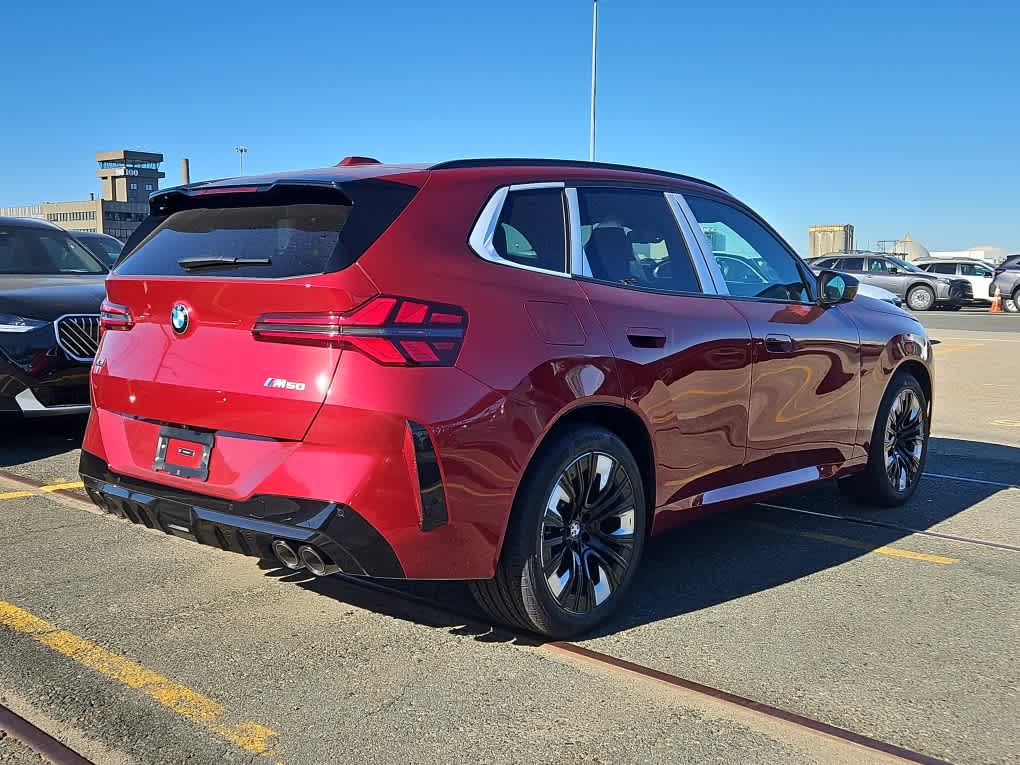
left=906, top=285, right=935, bottom=311
left=470, top=425, right=647, bottom=639
left=1006, top=290, right=1020, bottom=313
left=839, top=372, right=928, bottom=506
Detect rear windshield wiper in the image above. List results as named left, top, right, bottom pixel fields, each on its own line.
left=177, top=256, right=272, bottom=270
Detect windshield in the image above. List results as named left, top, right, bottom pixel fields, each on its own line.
left=0, top=225, right=107, bottom=275
left=77, top=234, right=123, bottom=267
left=888, top=256, right=925, bottom=273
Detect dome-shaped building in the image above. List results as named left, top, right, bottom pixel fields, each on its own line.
left=893, top=233, right=930, bottom=262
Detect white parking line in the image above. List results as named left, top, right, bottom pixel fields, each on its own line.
left=757, top=502, right=1020, bottom=553
left=922, top=472, right=1019, bottom=490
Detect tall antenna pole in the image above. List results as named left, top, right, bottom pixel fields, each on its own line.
left=589, top=0, right=598, bottom=162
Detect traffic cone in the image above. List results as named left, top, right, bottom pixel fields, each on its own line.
left=990, top=286, right=1003, bottom=313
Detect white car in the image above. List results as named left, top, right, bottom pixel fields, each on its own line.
left=916, top=259, right=993, bottom=304
left=855, top=282, right=903, bottom=308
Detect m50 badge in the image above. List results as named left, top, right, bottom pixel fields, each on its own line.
left=264, top=377, right=306, bottom=391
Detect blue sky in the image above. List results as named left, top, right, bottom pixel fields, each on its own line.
left=2, top=0, right=1017, bottom=254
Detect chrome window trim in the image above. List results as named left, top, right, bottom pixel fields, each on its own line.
left=467, top=183, right=571, bottom=278
left=665, top=192, right=724, bottom=295
left=564, top=188, right=591, bottom=277
left=669, top=192, right=729, bottom=295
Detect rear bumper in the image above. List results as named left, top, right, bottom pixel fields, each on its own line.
left=79, top=450, right=405, bottom=578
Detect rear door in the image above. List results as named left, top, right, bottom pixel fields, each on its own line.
left=571, top=187, right=753, bottom=506
left=96, top=182, right=414, bottom=440
left=682, top=193, right=861, bottom=477
left=864, top=256, right=906, bottom=294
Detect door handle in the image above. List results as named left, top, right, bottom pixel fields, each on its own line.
left=626, top=328, right=667, bottom=349
left=763, top=333, right=795, bottom=354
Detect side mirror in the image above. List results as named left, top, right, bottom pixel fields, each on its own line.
left=817, top=270, right=859, bottom=306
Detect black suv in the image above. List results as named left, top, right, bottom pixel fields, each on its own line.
left=809, top=253, right=972, bottom=311
left=990, top=256, right=1020, bottom=313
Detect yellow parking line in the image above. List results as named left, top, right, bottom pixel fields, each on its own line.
left=40, top=481, right=85, bottom=492
left=0, top=491, right=36, bottom=501
left=0, top=601, right=279, bottom=756
left=933, top=343, right=980, bottom=355
left=750, top=521, right=958, bottom=564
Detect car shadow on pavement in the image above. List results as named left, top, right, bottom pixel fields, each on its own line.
left=261, top=436, right=1017, bottom=642
left=0, top=414, right=87, bottom=469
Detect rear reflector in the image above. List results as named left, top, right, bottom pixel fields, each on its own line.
left=99, top=300, right=133, bottom=332
left=403, top=421, right=449, bottom=531
left=253, top=295, right=467, bottom=366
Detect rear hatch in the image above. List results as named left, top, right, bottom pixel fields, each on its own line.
left=96, top=180, right=418, bottom=441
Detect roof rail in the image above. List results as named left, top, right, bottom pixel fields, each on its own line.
left=428, top=158, right=726, bottom=192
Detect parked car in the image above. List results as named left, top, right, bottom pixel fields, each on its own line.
left=80, top=158, right=934, bottom=638
left=808, top=253, right=971, bottom=311
left=0, top=217, right=107, bottom=418
left=799, top=257, right=903, bottom=308
left=915, top=259, right=994, bottom=305
left=990, top=265, right=1020, bottom=313
left=996, top=254, right=1020, bottom=270
left=72, top=231, right=124, bottom=268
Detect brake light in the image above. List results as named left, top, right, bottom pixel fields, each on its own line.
left=99, top=300, right=134, bottom=332
left=193, top=186, right=260, bottom=196
left=252, top=296, right=467, bottom=366
left=994, top=268, right=1004, bottom=277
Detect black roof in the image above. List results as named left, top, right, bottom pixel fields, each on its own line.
left=0, top=216, right=62, bottom=230
left=429, top=158, right=726, bottom=192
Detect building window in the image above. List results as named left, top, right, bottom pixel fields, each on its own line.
left=144, top=184, right=153, bottom=191
left=129, top=182, right=138, bottom=190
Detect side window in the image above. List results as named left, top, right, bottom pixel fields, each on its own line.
left=840, top=257, right=864, bottom=271
left=493, top=189, right=567, bottom=273
left=815, top=258, right=837, bottom=269
left=960, top=263, right=989, bottom=277
left=868, top=258, right=892, bottom=273
left=576, top=189, right=700, bottom=293
left=685, top=194, right=809, bottom=302
left=930, top=262, right=957, bottom=275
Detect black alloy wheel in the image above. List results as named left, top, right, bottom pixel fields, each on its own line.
left=470, top=426, right=646, bottom=639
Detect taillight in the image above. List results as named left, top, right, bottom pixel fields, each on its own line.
left=252, top=296, right=467, bottom=366
left=99, top=300, right=134, bottom=332
left=994, top=268, right=1004, bottom=277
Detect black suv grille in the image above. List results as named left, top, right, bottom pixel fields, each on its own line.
left=56, top=315, right=100, bottom=361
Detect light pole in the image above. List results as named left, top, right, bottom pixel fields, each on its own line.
left=589, top=0, right=598, bottom=162
left=234, top=146, right=248, bottom=176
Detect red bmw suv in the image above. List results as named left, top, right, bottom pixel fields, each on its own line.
left=81, top=158, right=933, bottom=638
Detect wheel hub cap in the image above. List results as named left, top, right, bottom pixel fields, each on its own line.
left=884, top=389, right=925, bottom=493
left=540, top=452, right=637, bottom=615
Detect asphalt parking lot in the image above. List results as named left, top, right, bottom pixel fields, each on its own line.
left=1, top=308, right=1017, bottom=765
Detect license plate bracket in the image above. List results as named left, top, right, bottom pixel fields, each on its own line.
left=153, top=425, right=214, bottom=481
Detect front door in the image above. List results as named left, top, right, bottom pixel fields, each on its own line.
left=683, top=193, right=862, bottom=479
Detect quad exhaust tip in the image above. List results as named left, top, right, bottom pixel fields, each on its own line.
left=272, top=540, right=303, bottom=570
left=298, top=545, right=340, bottom=576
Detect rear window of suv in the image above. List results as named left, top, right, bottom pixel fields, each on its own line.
left=116, top=181, right=417, bottom=278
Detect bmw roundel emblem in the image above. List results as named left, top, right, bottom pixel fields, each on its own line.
left=170, top=303, right=190, bottom=334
